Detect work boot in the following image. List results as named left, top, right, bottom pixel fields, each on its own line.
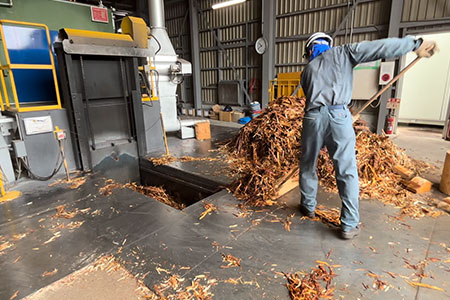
left=341, top=226, right=361, bottom=240
left=299, top=205, right=315, bottom=218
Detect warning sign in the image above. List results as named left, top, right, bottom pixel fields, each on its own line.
left=91, top=6, right=109, bottom=23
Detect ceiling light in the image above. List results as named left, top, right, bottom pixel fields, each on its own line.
left=212, top=0, right=246, bottom=10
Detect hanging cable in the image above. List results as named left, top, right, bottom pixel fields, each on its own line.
left=350, top=0, right=355, bottom=43
left=149, top=33, right=162, bottom=55
left=20, top=140, right=65, bottom=181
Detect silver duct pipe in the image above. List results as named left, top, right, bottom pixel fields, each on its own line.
left=145, top=0, right=192, bottom=133
left=148, top=0, right=165, bottom=28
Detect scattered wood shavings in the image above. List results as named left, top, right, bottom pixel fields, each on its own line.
left=148, top=155, right=219, bottom=166
left=284, top=262, right=336, bottom=300
left=99, top=179, right=123, bottom=196
left=9, top=290, right=18, bottom=300
left=68, top=177, right=86, bottom=189
left=405, top=280, right=443, bottom=292
left=43, top=231, right=61, bottom=245
left=54, top=205, right=77, bottom=219
left=99, top=180, right=184, bottom=210
left=221, top=254, right=241, bottom=268
left=0, top=241, right=12, bottom=254
left=148, top=154, right=177, bottom=166
left=283, top=214, right=294, bottom=231
left=67, top=221, right=85, bottom=230
left=149, top=274, right=214, bottom=300
left=125, top=182, right=185, bottom=210
left=199, top=203, right=218, bottom=220
left=12, top=233, right=26, bottom=241
left=41, top=268, right=58, bottom=277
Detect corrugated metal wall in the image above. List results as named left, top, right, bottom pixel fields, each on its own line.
left=197, top=0, right=261, bottom=104
left=402, top=0, right=450, bottom=21
left=164, top=0, right=450, bottom=107
left=275, top=0, right=390, bottom=74
left=165, top=0, right=261, bottom=106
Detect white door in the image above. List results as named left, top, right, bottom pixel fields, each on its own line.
left=398, top=31, right=450, bottom=125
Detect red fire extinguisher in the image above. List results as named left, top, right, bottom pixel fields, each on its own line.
left=385, top=115, right=395, bottom=135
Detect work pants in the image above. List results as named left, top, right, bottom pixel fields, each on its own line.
left=300, top=106, right=359, bottom=231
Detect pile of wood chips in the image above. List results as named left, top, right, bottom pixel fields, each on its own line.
left=284, top=263, right=336, bottom=300
left=222, top=96, right=437, bottom=218
left=125, top=183, right=185, bottom=210
left=222, top=96, right=305, bottom=206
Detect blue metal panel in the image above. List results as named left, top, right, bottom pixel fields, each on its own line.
left=2, top=25, right=59, bottom=103
left=13, top=69, right=57, bottom=103
left=3, top=25, right=52, bottom=65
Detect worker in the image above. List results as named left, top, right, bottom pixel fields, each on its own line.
left=299, top=32, right=438, bottom=239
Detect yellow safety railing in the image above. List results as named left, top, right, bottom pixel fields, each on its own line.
left=269, top=79, right=305, bottom=103
left=269, top=71, right=305, bottom=103
left=0, top=20, right=61, bottom=112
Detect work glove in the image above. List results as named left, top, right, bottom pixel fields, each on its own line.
left=415, top=39, right=439, bottom=58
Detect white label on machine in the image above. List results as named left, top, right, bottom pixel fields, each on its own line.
left=23, top=116, right=53, bottom=135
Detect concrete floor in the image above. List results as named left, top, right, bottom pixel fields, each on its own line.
left=0, top=125, right=449, bottom=300
left=393, top=125, right=449, bottom=167
left=24, top=257, right=151, bottom=300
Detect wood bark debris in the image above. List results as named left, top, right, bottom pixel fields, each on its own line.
left=148, top=155, right=218, bottom=166
left=221, top=254, right=241, bottom=268
left=54, top=205, right=78, bottom=219
left=149, top=274, right=215, bottom=300
left=284, top=262, right=336, bottom=300
left=199, top=203, right=219, bottom=220
left=98, top=180, right=185, bottom=210
left=221, top=96, right=440, bottom=218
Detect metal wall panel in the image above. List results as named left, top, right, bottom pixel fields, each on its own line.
left=166, top=0, right=449, bottom=107
left=275, top=0, right=389, bottom=74
left=402, top=0, right=450, bottom=22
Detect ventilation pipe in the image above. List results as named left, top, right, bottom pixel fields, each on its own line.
left=146, top=0, right=191, bottom=133
left=148, top=0, right=165, bottom=28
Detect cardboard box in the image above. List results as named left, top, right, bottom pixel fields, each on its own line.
left=195, top=122, right=211, bottom=140
left=232, top=112, right=245, bottom=122
left=209, top=112, right=219, bottom=120
left=219, top=111, right=232, bottom=122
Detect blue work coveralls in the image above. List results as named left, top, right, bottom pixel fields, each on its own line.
left=300, top=36, right=422, bottom=231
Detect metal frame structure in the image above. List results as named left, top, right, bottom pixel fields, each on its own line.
left=188, top=0, right=202, bottom=110
left=0, top=20, right=62, bottom=112
left=261, top=0, right=276, bottom=108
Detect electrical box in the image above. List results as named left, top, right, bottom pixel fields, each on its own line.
left=352, top=61, right=380, bottom=100
left=379, top=61, right=395, bottom=85
left=12, top=140, right=27, bottom=158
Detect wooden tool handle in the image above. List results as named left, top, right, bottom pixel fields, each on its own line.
left=352, top=56, right=422, bottom=120
left=160, top=112, right=170, bottom=156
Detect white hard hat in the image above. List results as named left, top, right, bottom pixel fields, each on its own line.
left=304, top=32, right=333, bottom=56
